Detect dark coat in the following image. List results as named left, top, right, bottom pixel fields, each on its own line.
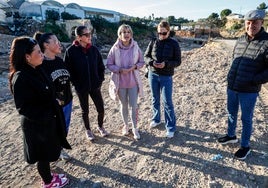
left=227, top=28, right=268, bottom=92
left=12, top=64, right=71, bottom=164
left=144, top=37, right=181, bottom=76
left=64, top=44, right=105, bottom=94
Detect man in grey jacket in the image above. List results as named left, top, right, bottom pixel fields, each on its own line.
left=218, top=9, right=268, bottom=160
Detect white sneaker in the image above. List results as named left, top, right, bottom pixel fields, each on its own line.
left=166, top=131, right=175, bottom=138
left=150, top=121, right=161, bottom=128
left=122, top=125, right=129, bottom=136
left=98, top=127, right=109, bottom=137
left=85, top=130, right=95, bottom=141
left=132, top=128, right=140, bottom=140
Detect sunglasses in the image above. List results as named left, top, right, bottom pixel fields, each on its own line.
left=81, top=33, right=91, bottom=37
left=158, top=32, right=168, bottom=36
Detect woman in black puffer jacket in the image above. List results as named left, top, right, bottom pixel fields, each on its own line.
left=144, top=20, right=181, bottom=138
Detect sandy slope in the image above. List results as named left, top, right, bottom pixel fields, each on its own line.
left=0, top=40, right=267, bottom=188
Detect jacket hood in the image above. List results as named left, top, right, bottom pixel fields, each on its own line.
left=72, top=40, right=91, bottom=53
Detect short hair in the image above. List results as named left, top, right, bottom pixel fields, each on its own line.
left=158, top=20, right=170, bottom=31
left=117, top=24, right=133, bottom=38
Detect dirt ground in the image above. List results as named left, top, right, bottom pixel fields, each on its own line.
left=0, top=39, right=267, bottom=188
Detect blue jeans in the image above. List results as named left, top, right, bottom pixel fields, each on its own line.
left=63, top=100, right=72, bottom=134
left=148, top=71, right=176, bottom=132
left=227, top=89, right=258, bottom=147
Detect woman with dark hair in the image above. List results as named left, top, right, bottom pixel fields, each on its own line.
left=34, top=32, right=73, bottom=160
left=9, top=36, right=71, bottom=187
left=144, top=20, right=181, bottom=138
left=64, top=25, right=108, bottom=141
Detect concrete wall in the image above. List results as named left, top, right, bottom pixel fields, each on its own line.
left=59, top=19, right=92, bottom=38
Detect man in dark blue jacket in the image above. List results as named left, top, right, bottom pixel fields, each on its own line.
left=218, top=9, right=268, bottom=160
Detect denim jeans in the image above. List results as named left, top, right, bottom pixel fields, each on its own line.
left=62, top=100, right=72, bottom=134
left=227, top=89, right=258, bottom=147
left=148, top=71, right=176, bottom=132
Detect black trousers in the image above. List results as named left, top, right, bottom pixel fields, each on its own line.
left=37, top=161, right=52, bottom=184
left=77, top=88, right=104, bottom=130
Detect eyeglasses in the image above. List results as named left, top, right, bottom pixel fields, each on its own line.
left=81, top=33, right=91, bottom=37
left=158, top=32, right=168, bottom=36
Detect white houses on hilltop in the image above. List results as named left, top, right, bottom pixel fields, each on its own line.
left=0, top=0, right=123, bottom=23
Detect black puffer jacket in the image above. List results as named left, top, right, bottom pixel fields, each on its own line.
left=227, top=28, right=268, bottom=93
left=144, top=37, right=181, bottom=76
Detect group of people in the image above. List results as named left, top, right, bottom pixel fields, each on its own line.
left=8, top=8, right=268, bottom=187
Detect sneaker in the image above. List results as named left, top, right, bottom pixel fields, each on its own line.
left=218, top=135, right=238, bottom=144
left=85, top=130, right=95, bottom=141
left=234, top=147, right=251, bottom=160
left=166, top=131, right=175, bottom=138
left=42, top=174, right=69, bottom=188
left=150, top=121, right=161, bottom=128
left=122, top=125, right=129, bottom=136
left=59, top=150, right=70, bottom=161
left=51, top=173, right=65, bottom=179
left=132, top=128, right=140, bottom=140
left=98, top=127, right=109, bottom=137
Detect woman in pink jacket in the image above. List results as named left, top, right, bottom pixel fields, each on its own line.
left=107, top=24, right=144, bottom=140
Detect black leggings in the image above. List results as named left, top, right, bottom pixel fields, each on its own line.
left=77, top=88, right=104, bottom=130
left=37, top=161, right=52, bottom=184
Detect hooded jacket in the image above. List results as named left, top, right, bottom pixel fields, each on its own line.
left=64, top=41, right=105, bottom=94
left=107, top=39, right=144, bottom=100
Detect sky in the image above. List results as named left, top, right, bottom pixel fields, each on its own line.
left=31, top=0, right=264, bottom=21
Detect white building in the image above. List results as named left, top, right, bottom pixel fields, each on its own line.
left=65, top=3, right=84, bottom=19
left=0, top=0, right=123, bottom=23
left=83, top=6, right=121, bottom=23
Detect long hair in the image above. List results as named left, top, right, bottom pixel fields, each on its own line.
left=33, top=31, right=54, bottom=53
left=75, top=25, right=87, bottom=36
left=9, top=37, right=38, bottom=94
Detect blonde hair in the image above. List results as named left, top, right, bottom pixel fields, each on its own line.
left=117, top=24, right=133, bottom=38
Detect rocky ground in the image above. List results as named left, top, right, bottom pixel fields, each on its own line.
left=0, top=38, right=267, bottom=188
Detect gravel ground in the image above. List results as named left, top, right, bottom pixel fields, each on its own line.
left=0, top=39, right=267, bottom=188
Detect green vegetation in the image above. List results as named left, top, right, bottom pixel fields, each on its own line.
left=230, top=21, right=243, bottom=31
left=44, top=22, right=69, bottom=42
left=61, top=12, right=81, bottom=20
left=90, top=16, right=155, bottom=45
